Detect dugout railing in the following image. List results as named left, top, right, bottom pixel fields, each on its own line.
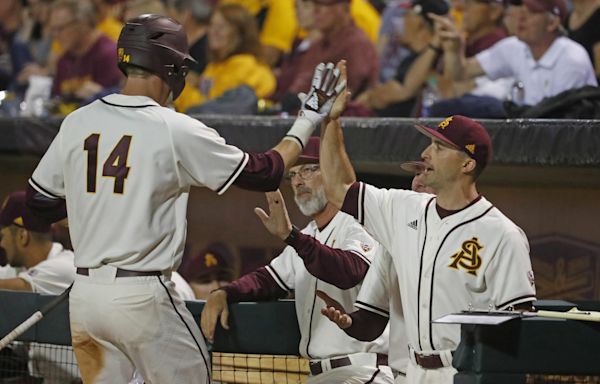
left=0, top=290, right=308, bottom=383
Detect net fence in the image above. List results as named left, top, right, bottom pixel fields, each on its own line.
left=0, top=343, right=309, bottom=384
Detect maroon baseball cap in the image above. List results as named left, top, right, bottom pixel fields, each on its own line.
left=295, top=136, right=320, bottom=165
left=415, top=115, right=492, bottom=169
left=0, top=191, right=51, bottom=233
left=510, top=0, right=567, bottom=21
left=400, top=161, right=428, bottom=174
left=179, top=242, right=234, bottom=283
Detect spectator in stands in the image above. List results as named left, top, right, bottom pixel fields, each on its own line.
left=50, top=0, right=122, bottom=113
left=434, top=0, right=598, bottom=109
left=17, top=0, right=53, bottom=77
left=221, top=0, right=298, bottom=67
left=202, top=137, right=394, bottom=383
left=93, top=0, right=125, bottom=42
left=179, top=242, right=235, bottom=299
left=377, top=1, right=411, bottom=83
left=278, top=0, right=378, bottom=104
left=182, top=3, right=275, bottom=112
left=429, top=0, right=513, bottom=117
left=355, top=0, right=449, bottom=117
left=0, top=0, right=34, bottom=93
left=168, top=0, right=213, bottom=112
left=566, top=0, right=600, bottom=80
left=272, top=0, right=321, bottom=103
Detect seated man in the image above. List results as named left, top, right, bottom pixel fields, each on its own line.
left=433, top=0, right=597, bottom=109
left=202, top=137, right=394, bottom=383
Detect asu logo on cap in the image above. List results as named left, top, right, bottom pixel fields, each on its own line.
left=438, top=116, right=453, bottom=130
left=118, top=48, right=130, bottom=63
left=204, top=253, right=218, bottom=267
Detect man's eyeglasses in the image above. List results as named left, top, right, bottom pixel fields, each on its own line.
left=285, top=165, right=320, bottom=181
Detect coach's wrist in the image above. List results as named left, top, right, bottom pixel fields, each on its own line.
left=283, top=225, right=300, bottom=245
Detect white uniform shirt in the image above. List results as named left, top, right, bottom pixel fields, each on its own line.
left=355, top=250, right=408, bottom=373
left=30, top=94, right=248, bottom=272
left=0, top=265, right=20, bottom=279
left=171, top=271, right=196, bottom=300
left=476, top=36, right=597, bottom=105
left=18, top=243, right=75, bottom=294
left=267, top=211, right=389, bottom=359
left=353, top=183, right=536, bottom=353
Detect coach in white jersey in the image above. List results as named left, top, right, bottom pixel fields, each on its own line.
left=25, top=14, right=344, bottom=384
left=319, top=66, right=536, bottom=384
left=202, top=137, right=394, bottom=383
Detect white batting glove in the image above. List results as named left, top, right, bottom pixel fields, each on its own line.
left=285, top=62, right=347, bottom=148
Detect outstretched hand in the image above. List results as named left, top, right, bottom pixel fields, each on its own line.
left=328, top=60, right=349, bottom=120
left=299, top=61, right=348, bottom=124
left=254, top=190, right=293, bottom=240
left=317, top=290, right=353, bottom=329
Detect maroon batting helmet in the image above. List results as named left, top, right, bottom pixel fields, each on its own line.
left=117, top=14, right=197, bottom=100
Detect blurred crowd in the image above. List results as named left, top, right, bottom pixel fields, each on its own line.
left=0, top=0, right=599, bottom=118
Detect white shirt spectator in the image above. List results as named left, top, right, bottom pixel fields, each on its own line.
left=476, top=36, right=598, bottom=105
left=18, top=243, right=75, bottom=294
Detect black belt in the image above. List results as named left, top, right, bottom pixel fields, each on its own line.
left=76, top=267, right=161, bottom=278
left=309, top=353, right=388, bottom=376
left=413, top=350, right=454, bottom=370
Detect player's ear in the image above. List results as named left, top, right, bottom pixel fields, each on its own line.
left=462, top=157, right=476, bottom=175
left=17, top=228, right=30, bottom=247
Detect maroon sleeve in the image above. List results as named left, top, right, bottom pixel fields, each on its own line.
left=345, top=309, right=389, bottom=341
left=286, top=231, right=368, bottom=289
left=26, top=183, right=67, bottom=223
left=222, top=266, right=288, bottom=303
left=341, top=182, right=360, bottom=219
left=233, top=150, right=284, bottom=192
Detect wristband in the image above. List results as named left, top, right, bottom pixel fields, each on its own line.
left=283, top=225, right=300, bottom=245
left=283, top=110, right=322, bottom=148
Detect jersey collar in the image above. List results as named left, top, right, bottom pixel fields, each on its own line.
left=100, top=93, right=161, bottom=108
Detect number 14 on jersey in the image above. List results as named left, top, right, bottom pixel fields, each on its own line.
left=84, top=133, right=132, bottom=194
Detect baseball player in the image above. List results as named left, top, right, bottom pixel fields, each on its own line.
left=316, top=162, right=435, bottom=384
left=318, top=63, right=536, bottom=384
left=24, top=14, right=345, bottom=384
left=201, top=137, right=394, bottom=383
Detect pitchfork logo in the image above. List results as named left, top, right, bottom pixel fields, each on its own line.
left=449, top=237, right=483, bottom=276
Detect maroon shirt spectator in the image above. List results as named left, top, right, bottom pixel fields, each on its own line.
left=52, top=34, right=121, bottom=98
left=49, top=0, right=122, bottom=102
left=279, top=0, right=378, bottom=100
left=465, top=27, right=506, bottom=57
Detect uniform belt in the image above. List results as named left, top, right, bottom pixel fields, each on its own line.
left=309, top=353, right=387, bottom=376
left=76, top=267, right=161, bottom=278
left=412, top=350, right=454, bottom=370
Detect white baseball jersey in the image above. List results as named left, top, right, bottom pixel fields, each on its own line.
left=352, top=183, right=536, bottom=353
left=18, top=243, right=75, bottom=294
left=267, top=210, right=389, bottom=359
left=171, top=271, right=196, bottom=300
left=355, top=250, right=408, bottom=374
left=30, top=94, right=248, bottom=272
left=0, top=265, right=20, bottom=279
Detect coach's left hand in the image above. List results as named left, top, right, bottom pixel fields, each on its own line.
left=254, top=190, right=293, bottom=240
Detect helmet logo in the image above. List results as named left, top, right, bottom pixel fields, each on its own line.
left=118, top=48, right=130, bottom=63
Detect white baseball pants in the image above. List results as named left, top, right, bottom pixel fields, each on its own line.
left=69, top=266, right=210, bottom=384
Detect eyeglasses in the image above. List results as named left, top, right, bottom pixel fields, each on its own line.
left=285, top=165, right=320, bottom=181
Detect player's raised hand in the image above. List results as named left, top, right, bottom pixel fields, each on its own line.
left=316, top=290, right=353, bottom=329
left=328, top=60, right=349, bottom=120
left=298, top=61, right=347, bottom=125
left=200, top=289, right=230, bottom=343
left=254, top=190, right=293, bottom=240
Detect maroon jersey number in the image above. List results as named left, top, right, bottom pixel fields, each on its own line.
left=84, top=134, right=132, bottom=194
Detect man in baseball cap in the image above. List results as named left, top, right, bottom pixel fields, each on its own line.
left=203, top=136, right=395, bottom=383
left=415, top=114, right=492, bottom=179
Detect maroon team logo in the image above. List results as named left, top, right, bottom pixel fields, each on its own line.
left=449, top=237, right=484, bottom=276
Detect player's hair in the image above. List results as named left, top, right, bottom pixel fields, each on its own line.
left=51, top=0, right=96, bottom=28
left=122, top=64, right=154, bottom=78
left=208, top=3, right=263, bottom=63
